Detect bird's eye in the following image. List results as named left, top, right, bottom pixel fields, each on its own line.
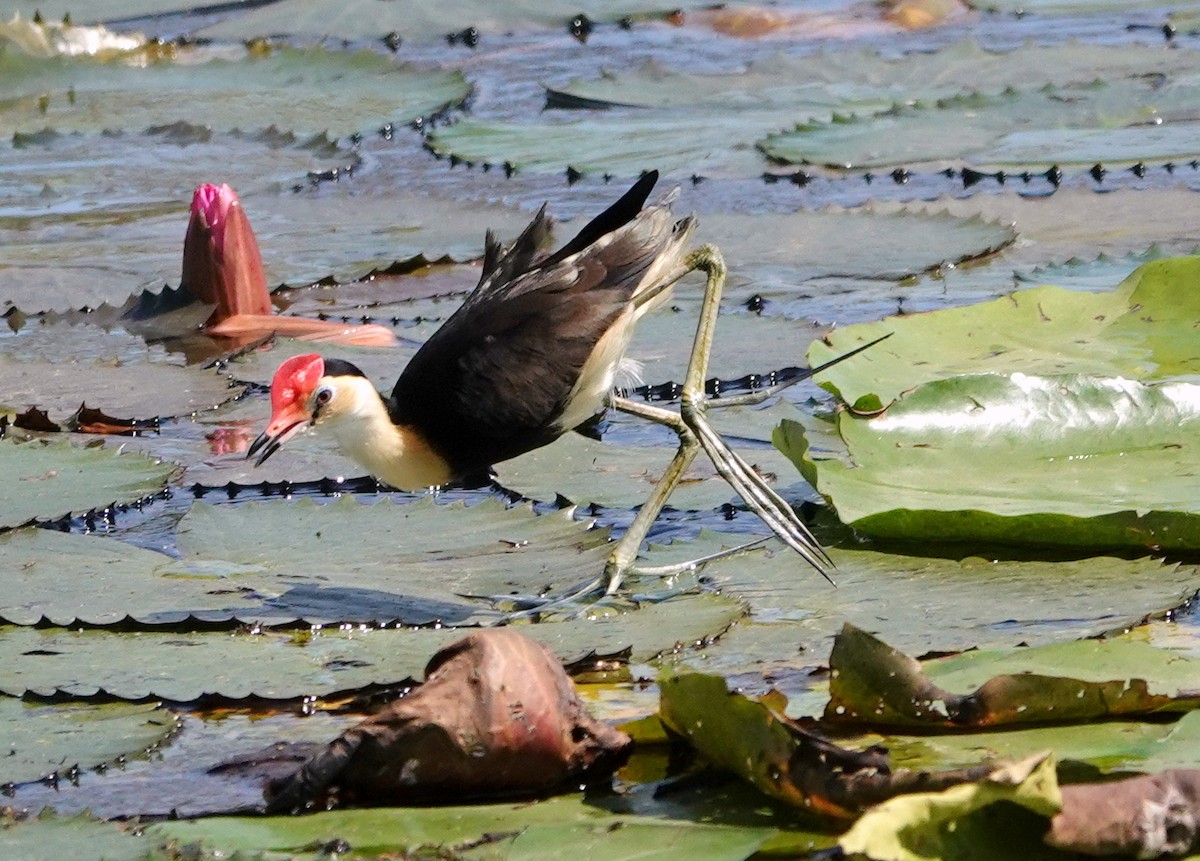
left=315, top=387, right=333, bottom=406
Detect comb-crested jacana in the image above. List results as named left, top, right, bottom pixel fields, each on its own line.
left=248, top=172, right=865, bottom=595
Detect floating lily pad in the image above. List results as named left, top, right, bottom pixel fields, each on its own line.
left=0, top=338, right=243, bottom=424
left=865, top=191, right=1200, bottom=276
left=760, top=79, right=1200, bottom=170
left=195, top=0, right=715, bottom=42
left=0, top=496, right=612, bottom=625
left=808, top=256, right=1200, bottom=407
left=0, top=812, right=151, bottom=861
left=558, top=41, right=1200, bottom=109
left=867, top=718, right=1192, bottom=775
left=0, top=438, right=175, bottom=529
left=697, top=208, right=1015, bottom=288
left=0, top=699, right=174, bottom=784
left=0, top=45, right=469, bottom=137
left=0, top=592, right=743, bottom=699
left=149, top=794, right=773, bottom=861
left=779, top=373, right=1200, bottom=550
left=649, top=532, right=1197, bottom=661
left=428, top=40, right=1200, bottom=177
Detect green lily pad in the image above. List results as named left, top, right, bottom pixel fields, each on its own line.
left=0, top=812, right=151, bottom=861
left=427, top=40, right=1200, bottom=177
left=0, top=699, right=174, bottom=785
left=0, top=592, right=743, bottom=699
left=195, top=0, right=715, bottom=42
left=760, top=79, right=1200, bottom=170
left=648, top=532, right=1197, bottom=663
left=0, top=45, right=468, bottom=137
left=779, top=373, right=1200, bottom=550
left=1, top=496, right=612, bottom=625
left=0, top=340, right=243, bottom=423
left=496, top=398, right=807, bottom=510
left=809, top=256, right=1200, bottom=408
left=149, top=793, right=773, bottom=861
left=865, top=719, right=1190, bottom=776
left=0, top=438, right=175, bottom=529
left=863, top=191, right=1200, bottom=279
left=697, top=208, right=1015, bottom=288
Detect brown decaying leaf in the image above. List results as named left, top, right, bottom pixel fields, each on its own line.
left=69, top=405, right=145, bottom=435
left=1047, top=770, right=1200, bottom=857
left=12, top=407, right=60, bottom=434
left=825, top=623, right=1198, bottom=728
left=658, top=672, right=990, bottom=822
left=264, top=629, right=632, bottom=812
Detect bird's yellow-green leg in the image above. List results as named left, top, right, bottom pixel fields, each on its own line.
left=604, top=244, right=834, bottom=595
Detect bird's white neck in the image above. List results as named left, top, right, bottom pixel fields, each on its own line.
left=318, top=377, right=453, bottom=491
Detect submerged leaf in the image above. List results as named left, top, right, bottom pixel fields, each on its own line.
left=0, top=699, right=174, bottom=785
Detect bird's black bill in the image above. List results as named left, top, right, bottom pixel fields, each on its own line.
left=248, top=432, right=282, bottom=467
left=247, top=421, right=304, bottom=467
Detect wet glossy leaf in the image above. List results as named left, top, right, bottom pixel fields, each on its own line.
left=0, top=46, right=468, bottom=136
left=809, top=256, right=1200, bottom=407
left=779, top=373, right=1200, bottom=549
left=827, top=623, right=1200, bottom=728
left=0, top=591, right=742, bottom=700
left=0, top=438, right=174, bottom=529
left=838, top=755, right=1063, bottom=861
left=0, top=699, right=174, bottom=784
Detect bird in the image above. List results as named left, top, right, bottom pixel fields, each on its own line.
left=249, top=172, right=866, bottom=596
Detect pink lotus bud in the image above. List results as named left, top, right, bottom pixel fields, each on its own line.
left=182, top=182, right=397, bottom=347
left=181, top=182, right=271, bottom=324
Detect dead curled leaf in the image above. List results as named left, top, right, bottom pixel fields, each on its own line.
left=825, top=623, right=1200, bottom=728
left=1047, top=770, right=1200, bottom=857
left=264, top=629, right=632, bottom=812
left=658, top=672, right=991, bottom=821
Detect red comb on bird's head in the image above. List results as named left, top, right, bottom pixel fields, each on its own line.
left=270, top=353, right=326, bottom=414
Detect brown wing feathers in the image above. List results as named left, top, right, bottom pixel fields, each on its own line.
left=387, top=172, right=680, bottom=478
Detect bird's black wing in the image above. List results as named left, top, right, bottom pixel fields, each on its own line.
left=387, top=173, right=674, bottom=476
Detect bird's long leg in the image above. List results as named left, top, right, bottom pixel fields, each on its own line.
left=677, top=245, right=833, bottom=579
left=602, top=396, right=701, bottom=594
left=602, top=244, right=834, bottom=595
